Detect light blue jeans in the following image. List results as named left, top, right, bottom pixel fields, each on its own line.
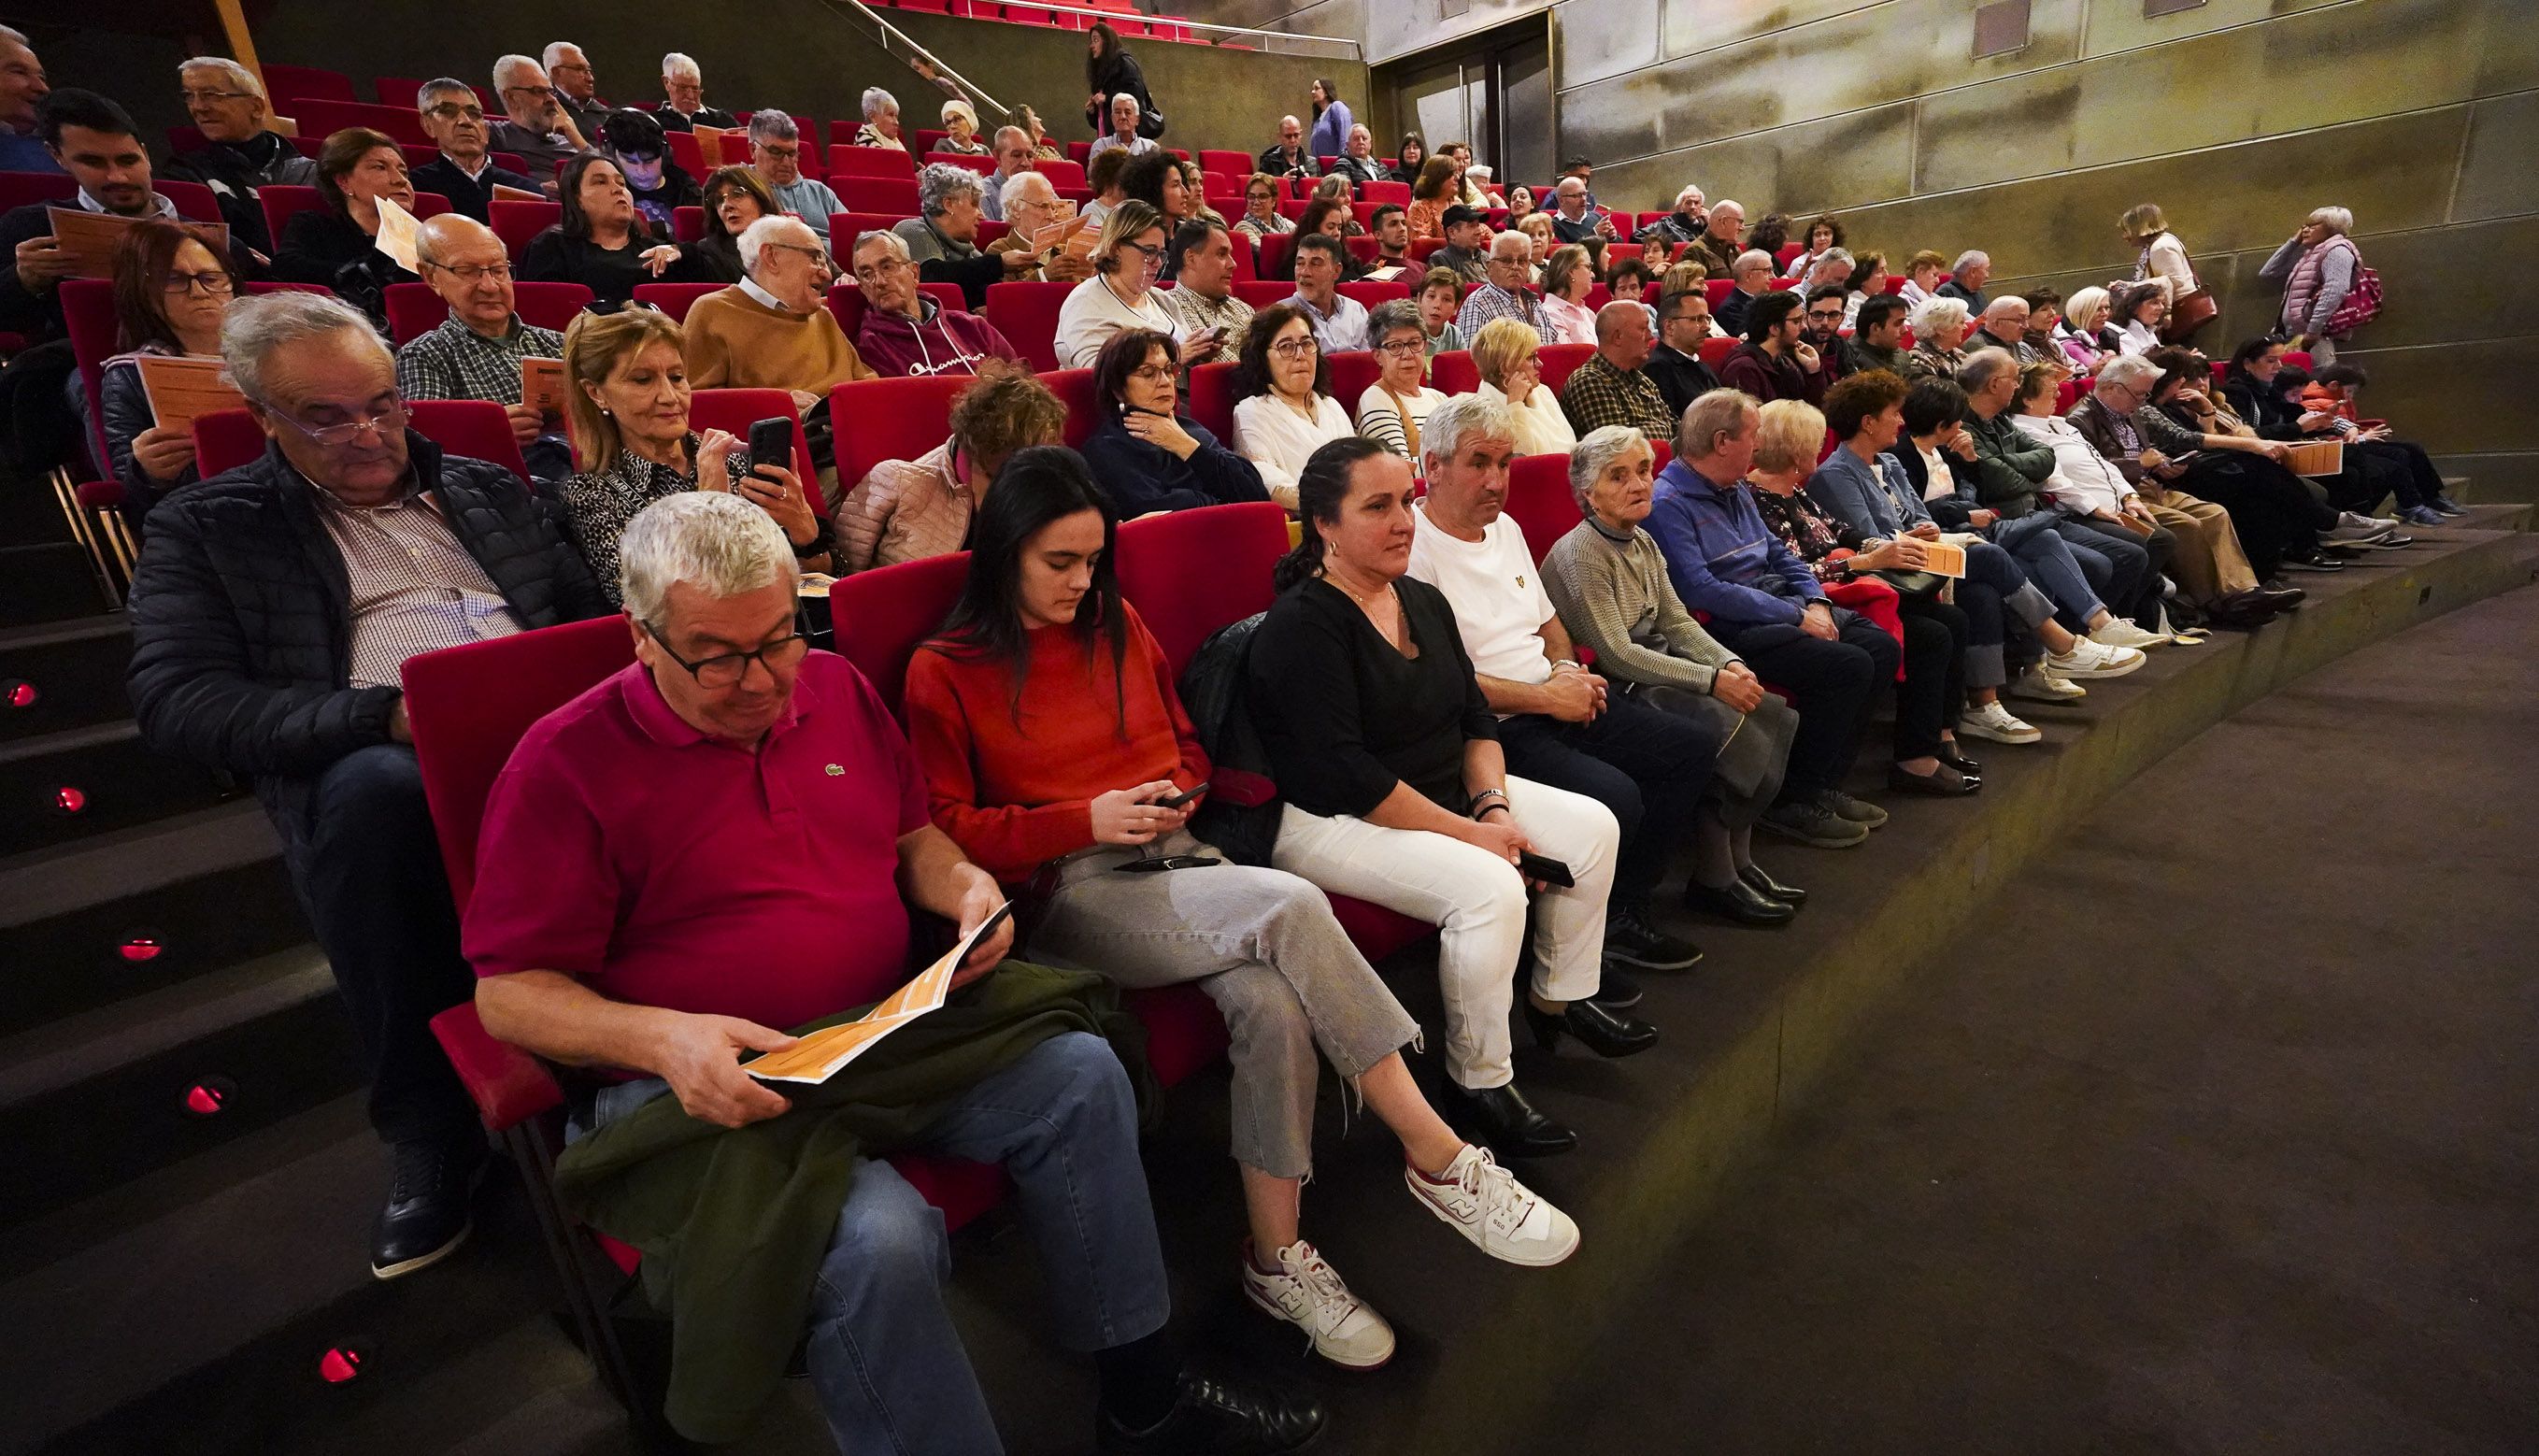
left=574, top=1031, right=1169, bottom=1456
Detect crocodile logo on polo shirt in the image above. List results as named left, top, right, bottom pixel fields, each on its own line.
left=825, top=764, right=845, bottom=776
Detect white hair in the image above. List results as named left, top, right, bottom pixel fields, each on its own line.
left=2096, top=353, right=2160, bottom=393
left=1110, top=92, right=1140, bottom=116
left=492, top=54, right=543, bottom=93
left=861, top=86, right=898, bottom=121
left=1675, top=185, right=1704, bottom=209
left=662, top=51, right=701, bottom=83
left=1489, top=228, right=1531, bottom=260
left=1982, top=294, right=2029, bottom=321
left=1907, top=294, right=1970, bottom=337
left=737, top=213, right=812, bottom=273
left=1950, top=249, right=1990, bottom=275
left=539, top=41, right=584, bottom=73
left=179, top=56, right=264, bottom=99
left=619, top=492, right=796, bottom=626
left=1422, top=393, right=1517, bottom=465
left=1568, top=425, right=1652, bottom=510
left=0, top=25, right=29, bottom=46
left=1001, top=168, right=1051, bottom=213
left=221, top=291, right=391, bottom=402
left=917, top=161, right=983, bottom=219
left=2307, top=205, right=2353, bottom=234
left=1733, top=249, right=1775, bottom=274
left=852, top=228, right=909, bottom=261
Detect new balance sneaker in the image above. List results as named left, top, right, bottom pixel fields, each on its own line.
left=1241, top=1240, right=1396, bottom=1370
left=2006, top=662, right=2087, bottom=702
left=1958, top=701, right=2042, bottom=744
left=1405, top=1144, right=1581, bottom=1268
left=2090, top=619, right=2171, bottom=650
left=2046, top=637, right=2145, bottom=680
left=1760, top=796, right=1871, bottom=848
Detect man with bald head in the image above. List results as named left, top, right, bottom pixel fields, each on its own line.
left=1258, top=114, right=1318, bottom=179
left=1562, top=300, right=1676, bottom=440
left=1976, top=294, right=2042, bottom=364
left=395, top=212, right=572, bottom=478
left=1684, top=198, right=1746, bottom=277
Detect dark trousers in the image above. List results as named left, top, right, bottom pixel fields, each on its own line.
left=1709, top=609, right=1896, bottom=803
left=2338, top=437, right=2442, bottom=512
left=2061, top=516, right=2173, bottom=626
left=2047, top=515, right=2158, bottom=624
left=2180, top=457, right=2316, bottom=578
left=1893, top=596, right=1966, bottom=759
left=1498, top=693, right=1719, bottom=905
left=278, top=744, right=479, bottom=1147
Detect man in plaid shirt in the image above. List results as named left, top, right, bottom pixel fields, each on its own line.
left=392, top=215, right=571, bottom=478
left=1452, top=231, right=1555, bottom=346
left=1560, top=301, right=1676, bottom=441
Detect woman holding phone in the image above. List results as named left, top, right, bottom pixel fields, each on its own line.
left=554, top=308, right=830, bottom=598
left=1077, top=329, right=1267, bottom=516
left=905, top=447, right=1580, bottom=1373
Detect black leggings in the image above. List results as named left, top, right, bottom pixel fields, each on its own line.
left=1893, top=596, right=1966, bottom=761
left=2179, top=456, right=2318, bottom=578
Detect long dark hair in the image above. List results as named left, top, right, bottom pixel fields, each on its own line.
left=1086, top=21, right=1123, bottom=83
left=558, top=152, right=655, bottom=243
left=927, top=446, right=1129, bottom=726
left=2224, top=335, right=2277, bottom=380
left=1273, top=436, right=1390, bottom=591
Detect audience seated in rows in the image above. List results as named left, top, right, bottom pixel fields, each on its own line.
left=2, top=91, right=181, bottom=344
left=897, top=163, right=1026, bottom=310
left=1935, top=250, right=1990, bottom=312
left=1088, top=93, right=1158, bottom=164
left=164, top=56, right=317, bottom=252
left=1902, top=295, right=1972, bottom=381
left=1228, top=302, right=1348, bottom=510
left=1454, top=230, right=1554, bottom=346
left=937, top=98, right=990, bottom=156
left=902, top=449, right=1570, bottom=1370
left=1843, top=293, right=1909, bottom=378
left=1679, top=198, right=1745, bottom=278
left=273, top=126, right=421, bottom=322
left=1538, top=243, right=1598, bottom=346
left=1285, top=232, right=1367, bottom=351
left=984, top=169, right=1095, bottom=285
left=1713, top=249, right=1776, bottom=339
left=848, top=229, right=1025, bottom=377
left=1353, top=300, right=1447, bottom=460
left=1234, top=172, right=1297, bottom=240
left=598, top=109, right=702, bottom=236
left=977, top=125, right=1036, bottom=222
left=540, top=41, right=609, bottom=141
left=1077, top=327, right=1266, bottom=514
left=1257, top=113, right=1318, bottom=180
left=408, top=78, right=537, bottom=224
left=682, top=213, right=874, bottom=403
left=1797, top=285, right=1853, bottom=384
left=1560, top=300, right=1675, bottom=442
left=487, top=52, right=590, bottom=188
left=1717, top=289, right=1829, bottom=406
left=836, top=366, right=1065, bottom=569
left=520, top=151, right=708, bottom=310
left=395, top=213, right=572, bottom=478
left=93, top=221, right=235, bottom=521
left=1645, top=286, right=1721, bottom=419
left=125, top=290, right=608, bottom=1281
left=462, top=488, right=1323, bottom=1453
left=2221, top=338, right=2460, bottom=525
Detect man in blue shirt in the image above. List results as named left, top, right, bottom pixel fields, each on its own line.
left=0, top=26, right=57, bottom=175
left=1646, top=389, right=1892, bottom=848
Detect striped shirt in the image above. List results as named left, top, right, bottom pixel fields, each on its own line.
left=306, top=472, right=523, bottom=688
left=1454, top=284, right=1555, bottom=348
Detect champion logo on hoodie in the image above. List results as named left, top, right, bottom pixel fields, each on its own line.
left=856, top=296, right=1025, bottom=379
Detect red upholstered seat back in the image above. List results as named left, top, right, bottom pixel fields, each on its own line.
left=57, top=279, right=121, bottom=473
left=828, top=144, right=918, bottom=178
left=1337, top=280, right=1410, bottom=313
left=982, top=280, right=1076, bottom=370
left=1256, top=234, right=1295, bottom=280
left=1114, top=501, right=1291, bottom=674
left=1430, top=349, right=1478, bottom=395
left=1698, top=335, right=1739, bottom=370
left=1039, top=367, right=1101, bottom=448
left=629, top=281, right=726, bottom=321
left=1199, top=150, right=1251, bottom=178
left=262, top=63, right=358, bottom=107
left=383, top=280, right=592, bottom=346
left=830, top=374, right=972, bottom=501
left=689, top=389, right=821, bottom=512
left=157, top=179, right=223, bottom=224
left=407, top=399, right=532, bottom=481
left=292, top=97, right=431, bottom=147
left=490, top=199, right=563, bottom=260
left=1536, top=343, right=1597, bottom=394
left=1505, top=453, right=1584, bottom=564
left=1705, top=278, right=1735, bottom=309
left=827, top=551, right=969, bottom=718
left=1325, top=350, right=1381, bottom=413
left=192, top=408, right=268, bottom=478
left=835, top=176, right=921, bottom=215
left=1233, top=279, right=1295, bottom=310
left=1185, top=360, right=1240, bottom=439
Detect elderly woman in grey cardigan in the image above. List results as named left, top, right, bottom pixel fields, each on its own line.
left=1541, top=426, right=1805, bottom=912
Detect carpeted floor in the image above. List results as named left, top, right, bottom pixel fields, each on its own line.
left=1505, top=585, right=2539, bottom=1455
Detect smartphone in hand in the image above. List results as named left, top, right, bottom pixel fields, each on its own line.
left=746, top=417, right=793, bottom=479
left=1154, top=781, right=1210, bottom=810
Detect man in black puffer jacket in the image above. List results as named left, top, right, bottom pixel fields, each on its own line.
left=125, top=291, right=607, bottom=1279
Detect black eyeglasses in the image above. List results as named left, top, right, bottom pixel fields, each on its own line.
left=642, top=620, right=809, bottom=688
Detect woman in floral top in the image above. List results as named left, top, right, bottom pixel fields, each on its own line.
left=556, top=309, right=832, bottom=603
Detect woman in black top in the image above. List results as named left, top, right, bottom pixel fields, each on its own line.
left=692, top=165, right=774, bottom=285
left=1077, top=329, right=1266, bottom=516
left=1083, top=21, right=1157, bottom=138
left=272, top=126, right=421, bottom=322
left=1246, top=438, right=1647, bottom=1160
left=517, top=153, right=707, bottom=311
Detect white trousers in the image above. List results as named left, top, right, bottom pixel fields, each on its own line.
left=1270, top=775, right=1619, bottom=1091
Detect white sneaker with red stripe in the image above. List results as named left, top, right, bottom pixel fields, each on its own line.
left=1241, top=1239, right=1396, bottom=1370
left=1405, top=1144, right=1581, bottom=1268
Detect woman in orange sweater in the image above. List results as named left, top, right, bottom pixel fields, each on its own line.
left=904, top=449, right=1580, bottom=1372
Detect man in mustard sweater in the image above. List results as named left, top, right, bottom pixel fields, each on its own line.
left=682, top=215, right=877, bottom=414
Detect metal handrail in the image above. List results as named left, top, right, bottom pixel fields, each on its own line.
left=949, top=0, right=1362, bottom=58
left=817, top=0, right=1021, bottom=127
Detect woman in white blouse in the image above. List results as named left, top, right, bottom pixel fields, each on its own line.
left=1230, top=302, right=1352, bottom=511
left=2110, top=279, right=2168, bottom=357
left=1537, top=244, right=1599, bottom=347
left=1354, top=301, right=1448, bottom=461
left=1470, top=316, right=1576, bottom=457
left=1054, top=200, right=1180, bottom=369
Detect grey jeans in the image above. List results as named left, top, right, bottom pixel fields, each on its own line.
left=1026, top=831, right=1421, bottom=1180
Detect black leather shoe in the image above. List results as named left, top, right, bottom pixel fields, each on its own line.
left=1682, top=877, right=1796, bottom=926
left=1590, top=967, right=1643, bottom=1010
left=1936, top=745, right=1983, bottom=776
left=1739, top=862, right=1807, bottom=906
left=2256, top=584, right=2306, bottom=610
left=1525, top=996, right=1659, bottom=1059
left=1888, top=762, right=1981, bottom=796
left=1439, top=1080, right=1577, bottom=1157
left=371, top=1135, right=488, bottom=1279
left=1097, top=1370, right=1327, bottom=1454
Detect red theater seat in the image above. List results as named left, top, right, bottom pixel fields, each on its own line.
left=983, top=280, right=1077, bottom=370
left=1535, top=343, right=1596, bottom=394
left=1032, top=158, right=1088, bottom=190
left=689, top=390, right=821, bottom=512
left=261, top=63, right=359, bottom=107
left=1505, top=453, right=1585, bottom=564
left=1325, top=350, right=1380, bottom=411
left=192, top=408, right=269, bottom=478
left=1698, top=335, right=1739, bottom=370
left=406, top=398, right=532, bottom=481
left=1337, top=280, right=1410, bottom=313
left=490, top=199, right=563, bottom=259
left=384, top=280, right=592, bottom=345
left=1039, top=367, right=1101, bottom=448
left=1233, top=279, right=1296, bottom=311
left=1200, top=150, right=1252, bottom=178
left=829, top=144, right=919, bottom=179
left=1430, top=350, right=1478, bottom=395
left=1256, top=234, right=1295, bottom=280
left=831, top=374, right=971, bottom=497
left=628, top=281, right=726, bottom=321
left=292, top=97, right=433, bottom=148
left=1186, top=360, right=1239, bottom=439
left=837, top=177, right=922, bottom=216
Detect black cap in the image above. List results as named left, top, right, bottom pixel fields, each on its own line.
left=1441, top=204, right=1487, bottom=230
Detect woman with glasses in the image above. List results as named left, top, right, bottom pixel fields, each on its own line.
left=1077, top=328, right=1265, bottom=517
left=555, top=308, right=828, bottom=599
left=94, top=220, right=240, bottom=521
left=272, top=126, right=421, bottom=321
left=520, top=152, right=707, bottom=312
left=1353, top=300, right=1447, bottom=462
left=1231, top=304, right=1352, bottom=512
left=692, top=165, right=776, bottom=284
left=1054, top=200, right=1178, bottom=369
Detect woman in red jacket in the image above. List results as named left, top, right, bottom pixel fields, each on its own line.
left=904, top=448, right=1578, bottom=1372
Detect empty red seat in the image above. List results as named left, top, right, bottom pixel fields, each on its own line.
left=1200, top=150, right=1252, bottom=178
left=982, top=280, right=1077, bottom=371
left=1031, top=158, right=1087, bottom=191
left=831, top=374, right=971, bottom=496
left=1336, top=280, right=1409, bottom=313
left=830, top=211, right=914, bottom=250
left=191, top=407, right=271, bottom=478
left=1409, top=237, right=1448, bottom=266
left=1233, top=280, right=1296, bottom=310
left=665, top=131, right=707, bottom=177
left=1256, top=234, right=1296, bottom=280
left=1430, top=350, right=1478, bottom=395
left=292, top=97, right=432, bottom=148
left=1705, top=278, right=1735, bottom=310
left=836, top=176, right=922, bottom=216
left=261, top=63, right=359, bottom=107
left=829, top=144, right=919, bottom=179
left=1535, top=343, right=1597, bottom=394
left=928, top=152, right=995, bottom=175
left=1504, top=453, right=1585, bottom=564
left=153, top=178, right=223, bottom=224
left=1698, top=335, right=1739, bottom=370
left=912, top=128, right=949, bottom=154
left=0, top=170, right=78, bottom=212
left=406, top=398, right=532, bottom=481
left=490, top=198, right=563, bottom=259
left=1039, top=367, right=1101, bottom=449
left=672, top=205, right=706, bottom=243
left=1361, top=180, right=1410, bottom=207
left=1325, top=350, right=1380, bottom=411
left=1186, top=360, right=1239, bottom=439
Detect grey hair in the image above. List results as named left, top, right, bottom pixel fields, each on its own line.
left=1674, top=184, right=1704, bottom=208
left=918, top=162, right=983, bottom=219
left=861, top=86, right=898, bottom=121
left=1809, top=247, right=1855, bottom=276
left=1000, top=168, right=1050, bottom=213
left=2096, top=353, right=2160, bottom=393
left=0, top=25, right=27, bottom=45
left=492, top=54, right=542, bottom=93
left=1981, top=294, right=2029, bottom=321
left=662, top=51, right=701, bottom=83
left=1907, top=294, right=1970, bottom=337
left=180, top=56, right=264, bottom=99
left=852, top=228, right=908, bottom=261
left=539, top=41, right=584, bottom=73
left=1950, top=249, right=1990, bottom=275
left=1364, top=298, right=1423, bottom=346
left=1733, top=249, right=1774, bottom=274
left=1110, top=92, right=1141, bottom=116
left=748, top=109, right=800, bottom=145
left=1957, top=347, right=2018, bottom=393
left=1489, top=228, right=1531, bottom=260
left=2307, top=205, right=2353, bottom=234
left=737, top=214, right=812, bottom=273
left=1677, top=388, right=1758, bottom=460
left=992, top=124, right=1030, bottom=156
left=1709, top=198, right=1744, bottom=218
left=416, top=76, right=475, bottom=109
left=1568, top=425, right=1652, bottom=510
left=221, top=291, right=392, bottom=402
left=1422, top=393, right=1517, bottom=466
left=619, top=491, right=796, bottom=626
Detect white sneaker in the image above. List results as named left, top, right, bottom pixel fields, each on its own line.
left=1405, top=1144, right=1580, bottom=1268
left=2047, top=637, right=2146, bottom=680
left=1957, top=701, right=2042, bottom=744
left=1241, top=1240, right=1396, bottom=1370
left=2006, top=662, right=2087, bottom=702
left=2333, top=511, right=2397, bottom=539
left=2090, top=620, right=2172, bottom=650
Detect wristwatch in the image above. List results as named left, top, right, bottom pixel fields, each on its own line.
left=792, top=519, right=837, bottom=561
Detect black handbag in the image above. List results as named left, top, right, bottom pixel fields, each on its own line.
left=1175, top=613, right=1279, bottom=866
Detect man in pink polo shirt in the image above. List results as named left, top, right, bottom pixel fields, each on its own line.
left=464, top=492, right=1321, bottom=1456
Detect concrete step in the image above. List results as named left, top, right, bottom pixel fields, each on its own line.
left=0, top=543, right=113, bottom=628
left=0, top=613, right=132, bottom=746
left=0, top=720, right=235, bottom=859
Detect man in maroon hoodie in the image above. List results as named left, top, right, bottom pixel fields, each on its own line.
left=848, top=230, right=1030, bottom=378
